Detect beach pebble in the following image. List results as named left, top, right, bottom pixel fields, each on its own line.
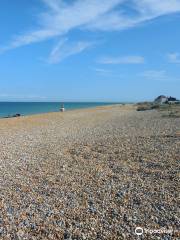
left=0, top=105, right=179, bottom=239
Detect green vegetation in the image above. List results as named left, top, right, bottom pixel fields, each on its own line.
left=136, top=102, right=180, bottom=118
left=158, top=104, right=180, bottom=118
left=136, top=102, right=160, bottom=111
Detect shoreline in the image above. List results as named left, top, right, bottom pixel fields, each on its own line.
left=0, top=103, right=133, bottom=124
left=0, top=102, right=126, bottom=120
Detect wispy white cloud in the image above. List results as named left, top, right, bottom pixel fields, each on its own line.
left=0, top=94, right=47, bottom=100
left=135, top=0, right=180, bottom=16
left=141, top=69, right=180, bottom=82
left=94, top=68, right=112, bottom=73
left=141, top=70, right=170, bottom=81
left=167, top=52, right=180, bottom=63
left=48, top=38, right=94, bottom=63
left=98, top=55, right=144, bottom=64
left=92, top=68, right=113, bottom=77
left=87, top=0, right=180, bottom=31
left=1, top=0, right=180, bottom=61
left=0, top=0, right=122, bottom=53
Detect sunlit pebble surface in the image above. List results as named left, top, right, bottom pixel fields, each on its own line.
left=0, top=105, right=179, bottom=240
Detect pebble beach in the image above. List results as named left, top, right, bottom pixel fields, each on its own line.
left=0, top=104, right=179, bottom=240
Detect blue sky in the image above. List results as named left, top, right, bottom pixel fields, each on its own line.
left=0, top=0, right=180, bottom=102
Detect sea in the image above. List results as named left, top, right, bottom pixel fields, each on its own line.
left=0, top=102, right=120, bottom=118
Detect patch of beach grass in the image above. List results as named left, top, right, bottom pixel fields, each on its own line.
left=158, top=104, right=180, bottom=118
left=136, top=102, right=160, bottom=111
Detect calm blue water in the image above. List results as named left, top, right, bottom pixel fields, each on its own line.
left=0, top=102, right=119, bottom=118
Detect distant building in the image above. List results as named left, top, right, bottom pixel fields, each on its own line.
left=154, top=95, right=180, bottom=104
left=154, top=95, right=168, bottom=104
left=167, top=96, right=177, bottom=102
left=167, top=97, right=180, bottom=104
